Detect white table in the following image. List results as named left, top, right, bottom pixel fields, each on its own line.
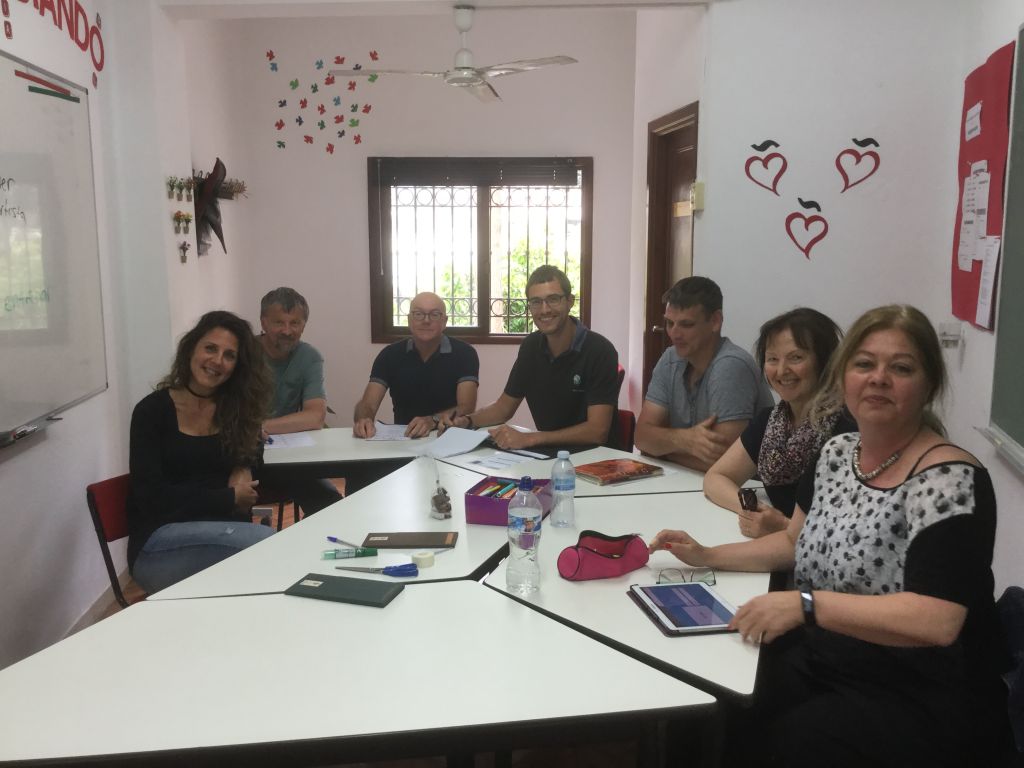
left=0, top=583, right=714, bottom=765
left=440, top=446, right=709, bottom=497
left=263, top=427, right=437, bottom=495
left=263, top=426, right=434, bottom=467
left=151, top=458, right=511, bottom=600
left=485, top=492, right=769, bottom=698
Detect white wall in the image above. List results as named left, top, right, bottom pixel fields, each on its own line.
left=695, top=0, right=1024, bottom=592
left=0, top=0, right=177, bottom=667
left=178, top=10, right=639, bottom=426
left=627, top=6, right=706, bottom=412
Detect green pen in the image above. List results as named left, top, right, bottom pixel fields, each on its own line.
left=321, top=547, right=378, bottom=559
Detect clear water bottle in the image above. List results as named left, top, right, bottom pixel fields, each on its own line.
left=506, top=475, right=543, bottom=595
left=550, top=450, right=576, bottom=528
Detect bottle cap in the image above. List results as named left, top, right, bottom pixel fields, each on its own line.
left=519, top=475, right=534, bottom=490
left=557, top=450, right=570, bottom=459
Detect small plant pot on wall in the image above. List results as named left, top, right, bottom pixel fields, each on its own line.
left=166, top=176, right=178, bottom=199
left=172, top=211, right=192, bottom=234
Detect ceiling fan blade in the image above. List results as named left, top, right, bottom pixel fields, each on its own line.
left=328, top=68, right=444, bottom=78
left=465, top=80, right=501, bottom=102
left=477, top=56, right=578, bottom=78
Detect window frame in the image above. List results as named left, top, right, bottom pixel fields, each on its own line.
left=367, top=156, right=593, bottom=345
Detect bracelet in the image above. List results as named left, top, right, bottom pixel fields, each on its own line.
left=800, top=590, right=816, bottom=626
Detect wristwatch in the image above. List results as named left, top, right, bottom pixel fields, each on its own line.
left=800, top=590, right=816, bottom=626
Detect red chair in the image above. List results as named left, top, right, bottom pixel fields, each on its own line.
left=86, top=474, right=144, bottom=609
left=614, top=409, right=637, bottom=453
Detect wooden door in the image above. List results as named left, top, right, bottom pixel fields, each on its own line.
left=642, top=103, right=699, bottom=396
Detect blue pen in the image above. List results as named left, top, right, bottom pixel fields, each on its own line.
left=336, top=563, right=419, bottom=578
left=327, top=535, right=361, bottom=548
left=265, top=435, right=274, bottom=444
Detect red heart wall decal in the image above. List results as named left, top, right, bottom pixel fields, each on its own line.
left=785, top=212, right=829, bottom=259
left=836, top=149, right=880, bottom=192
left=744, top=152, right=788, bottom=195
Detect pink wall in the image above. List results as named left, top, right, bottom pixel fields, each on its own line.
left=179, top=9, right=638, bottom=426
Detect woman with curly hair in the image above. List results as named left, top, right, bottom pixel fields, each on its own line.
left=127, top=310, right=275, bottom=593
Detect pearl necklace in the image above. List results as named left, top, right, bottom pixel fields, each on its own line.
left=853, top=441, right=902, bottom=481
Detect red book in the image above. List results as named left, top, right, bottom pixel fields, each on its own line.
left=575, top=459, right=664, bottom=486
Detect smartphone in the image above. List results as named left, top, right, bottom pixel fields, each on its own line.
left=738, top=488, right=758, bottom=511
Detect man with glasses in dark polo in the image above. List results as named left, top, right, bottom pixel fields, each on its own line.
left=439, top=265, right=619, bottom=452
left=353, top=291, right=479, bottom=438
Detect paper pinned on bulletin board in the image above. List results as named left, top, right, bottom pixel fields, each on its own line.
left=950, top=41, right=1015, bottom=327
left=975, top=236, right=1001, bottom=329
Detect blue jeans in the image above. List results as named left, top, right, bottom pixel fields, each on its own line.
left=131, top=521, right=274, bottom=594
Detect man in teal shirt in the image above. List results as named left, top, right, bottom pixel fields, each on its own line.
left=259, top=287, right=341, bottom=514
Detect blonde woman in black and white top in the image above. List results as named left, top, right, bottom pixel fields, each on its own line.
left=652, top=305, right=1007, bottom=768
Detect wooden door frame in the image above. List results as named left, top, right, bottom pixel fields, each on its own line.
left=643, top=101, right=699, bottom=396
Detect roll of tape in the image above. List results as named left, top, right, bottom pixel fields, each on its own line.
left=412, top=550, right=435, bottom=569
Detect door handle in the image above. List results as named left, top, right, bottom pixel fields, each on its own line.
left=651, top=326, right=664, bottom=333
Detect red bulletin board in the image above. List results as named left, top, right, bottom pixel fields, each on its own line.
left=951, top=41, right=1015, bottom=327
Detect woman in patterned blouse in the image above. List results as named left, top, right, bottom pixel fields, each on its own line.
left=703, top=307, right=853, bottom=538
left=651, top=305, right=1007, bottom=768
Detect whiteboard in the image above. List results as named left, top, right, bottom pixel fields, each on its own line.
left=987, top=30, right=1024, bottom=475
left=0, top=51, right=107, bottom=446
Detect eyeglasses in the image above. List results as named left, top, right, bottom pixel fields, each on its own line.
left=657, top=567, right=716, bottom=586
left=527, top=294, right=567, bottom=310
left=410, top=310, right=445, bottom=322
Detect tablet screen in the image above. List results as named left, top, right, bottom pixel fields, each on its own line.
left=631, top=582, right=737, bottom=634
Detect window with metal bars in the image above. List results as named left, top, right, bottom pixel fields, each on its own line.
left=367, top=157, right=592, bottom=344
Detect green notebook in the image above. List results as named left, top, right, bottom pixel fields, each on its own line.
left=284, top=573, right=404, bottom=608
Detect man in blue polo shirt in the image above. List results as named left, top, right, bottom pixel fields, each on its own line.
left=635, top=276, right=773, bottom=471
left=353, top=292, right=479, bottom=438
left=440, top=265, right=619, bottom=451
left=259, top=287, right=342, bottom=514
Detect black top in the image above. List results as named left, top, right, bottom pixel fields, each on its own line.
left=126, top=389, right=243, bottom=568
left=793, top=433, right=1006, bottom=730
left=369, top=335, right=479, bottom=425
left=504, top=320, right=619, bottom=443
left=739, top=406, right=857, bottom=515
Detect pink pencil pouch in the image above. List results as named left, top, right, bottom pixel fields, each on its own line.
left=557, top=530, right=649, bottom=581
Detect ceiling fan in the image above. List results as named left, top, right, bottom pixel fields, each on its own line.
left=329, top=5, right=577, bottom=102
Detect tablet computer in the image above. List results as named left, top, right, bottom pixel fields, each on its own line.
left=628, top=582, right=738, bottom=636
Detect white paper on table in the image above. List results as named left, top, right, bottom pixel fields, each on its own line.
left=957, top=174, right=978, bottom=270
left=365, top=422, right=411, bottom=441
left=264, top=432, right=316, bottom=449
left=412, top=427, right=489, bottom=458
left=965, top=101, right=982, bottom=141
left=467, top=451, right=531, bottom=471
left=975, top=236, right=1001, bottom=329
